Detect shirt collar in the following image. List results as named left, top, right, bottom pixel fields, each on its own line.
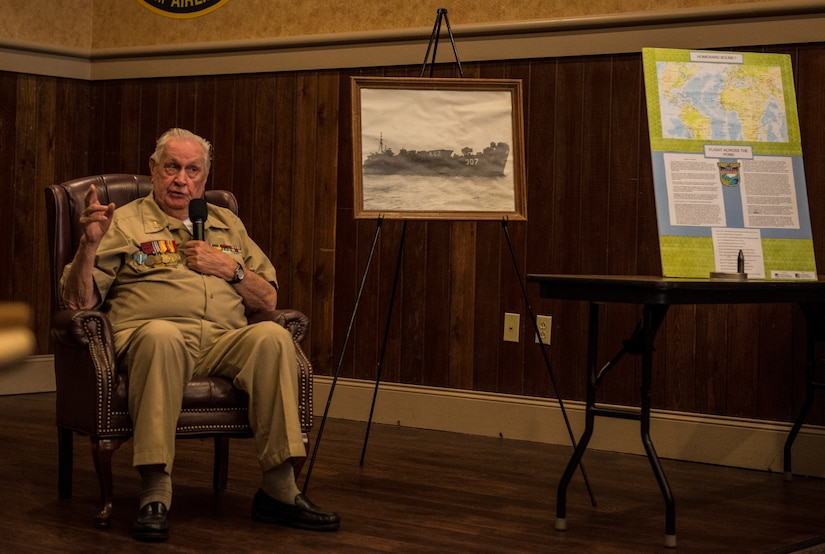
left=139, top=192, right=232, bottom=235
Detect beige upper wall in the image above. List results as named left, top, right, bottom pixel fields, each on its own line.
left=2, top=0, right=766, bottom=51
left=5, top=0, right=823, bottom=80
left=92, top=0, right=761, bottom=49
left=2, top=0, right=93, bottom=51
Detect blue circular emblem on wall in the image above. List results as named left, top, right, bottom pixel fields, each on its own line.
left=136, top=0, right=232, bottom=18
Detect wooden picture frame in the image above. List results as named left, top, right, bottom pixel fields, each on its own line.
left=351, top=76, right=527, bottom=221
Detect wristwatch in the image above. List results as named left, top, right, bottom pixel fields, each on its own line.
left=228, top=262, right=245, bottom=284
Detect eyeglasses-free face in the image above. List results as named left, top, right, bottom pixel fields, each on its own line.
left=149, top=137, right=210, bottom=220
left=162, top=161, right=203, bottom=180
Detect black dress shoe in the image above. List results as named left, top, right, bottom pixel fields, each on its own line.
left=252, top=489, right=340, bottom=531
left=132, top=501, right=169, bottom=542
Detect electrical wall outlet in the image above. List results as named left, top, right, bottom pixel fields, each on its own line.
left=503, top=312, right=520, bottom=342
left=535, top=315, right=552, bottom=345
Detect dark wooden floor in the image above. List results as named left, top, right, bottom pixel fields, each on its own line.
left=1, top=392, right=824, bottom=553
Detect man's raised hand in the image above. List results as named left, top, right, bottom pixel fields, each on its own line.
left=80, top=184, right=116, bottom=245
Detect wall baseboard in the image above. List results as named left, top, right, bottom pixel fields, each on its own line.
left=7, top=357, right=821, bottom=478
left=313, top=375, right=825, bottom=479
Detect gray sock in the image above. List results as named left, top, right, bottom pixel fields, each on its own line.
left=262, top=461, right=300, bottom=505
left=139, top=465, right=172, bottom=510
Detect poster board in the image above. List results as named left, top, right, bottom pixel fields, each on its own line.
left=642, top=47, right=816, bottom=279
left=351, top=77, right=527, bottom=221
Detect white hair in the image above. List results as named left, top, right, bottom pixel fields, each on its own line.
left=151, top=128, right=212, bottom=173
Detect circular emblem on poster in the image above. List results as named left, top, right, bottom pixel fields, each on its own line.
left=136, top=0, right=232, bottom=19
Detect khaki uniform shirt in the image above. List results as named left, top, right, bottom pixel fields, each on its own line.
left=62, top=192, right=278, bottom=334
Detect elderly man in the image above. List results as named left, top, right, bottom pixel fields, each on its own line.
left=60, top=128, right=339, bottom=541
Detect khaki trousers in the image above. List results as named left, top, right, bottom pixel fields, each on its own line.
left=114, top=319, right=306, bottom=474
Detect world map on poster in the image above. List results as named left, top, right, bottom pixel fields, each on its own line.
left=643, top=48, right=816, bottom=280
left=656, top=62, right=788, bottom=142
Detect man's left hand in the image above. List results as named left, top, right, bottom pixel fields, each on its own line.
left=183, top=241, right=236, bottom=281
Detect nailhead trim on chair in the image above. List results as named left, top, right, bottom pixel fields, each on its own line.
left=176, top=424, right=253, bottom=432
left=295, top=342, right=313, bottom=432
left=79, top=315, right=118, bottom=434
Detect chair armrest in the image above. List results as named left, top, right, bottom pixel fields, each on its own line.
left=50, top=309, right=121, bottom=434
left=247, top=307, right=314, bottom=432
left=248, top=308, right=309, bottom=343
left=51, top=309, right=115, bottom=353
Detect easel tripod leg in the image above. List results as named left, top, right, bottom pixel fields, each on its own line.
left=360, top=221, right=407, bottom=465
left=302, top=218, right=384, bottom=493
left=555, top=412, right=595, bottom=531
left=501, top=219, right=596, bottom=510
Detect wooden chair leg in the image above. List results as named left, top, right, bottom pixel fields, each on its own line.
left=213, top=436, right=230, bottom=492
left=91, top=437, right=125, bottom=529
left=58, top=427, right=74, bottom=499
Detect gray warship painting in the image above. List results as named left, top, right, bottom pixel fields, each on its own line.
left=363, top=135, right=510, bottom=177
left=355, top=84, right=523, bottom=217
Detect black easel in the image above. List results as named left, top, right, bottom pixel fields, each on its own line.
left=420, top=8, right=463, bottom=78
left=303, top=9, right=594, bottom=507
left=303, top=9, right=463, bottom=493
left=357, top=8, right=463, bottom=468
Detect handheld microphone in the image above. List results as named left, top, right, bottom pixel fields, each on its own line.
left=189, top=198, right=208, bottom=241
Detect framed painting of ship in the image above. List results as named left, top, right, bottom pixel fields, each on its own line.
left=351, top=76, right=527, bottom=221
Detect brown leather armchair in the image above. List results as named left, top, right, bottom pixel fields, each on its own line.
left=45, top=174, right=313, bottom=528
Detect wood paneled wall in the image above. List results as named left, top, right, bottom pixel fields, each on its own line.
left=5, top=42, right=825, bottom=425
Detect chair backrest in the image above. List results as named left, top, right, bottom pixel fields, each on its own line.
left=45, top=174, right=238, bottom=311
